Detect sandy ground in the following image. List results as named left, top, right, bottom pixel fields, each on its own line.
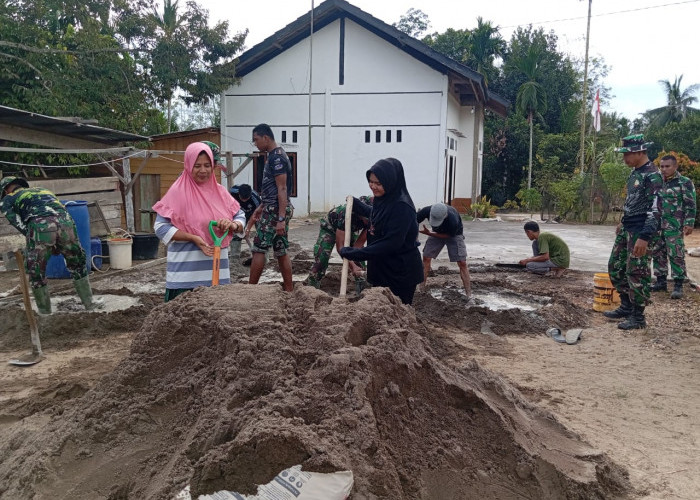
left=0, top=222, right=698, bottom=499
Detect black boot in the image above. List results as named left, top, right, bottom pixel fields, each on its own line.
left=670, top=280, right=683, bottom=299
left=651, top=276, right=667, bottom=292
left=603, top=293, right=633, bottom=320
left=618, top=304, right=646, bottom=330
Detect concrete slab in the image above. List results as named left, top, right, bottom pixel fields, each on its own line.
left=289, top=218, right=617, bottom=274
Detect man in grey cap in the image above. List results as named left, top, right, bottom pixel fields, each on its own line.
left=416, top=202, right=471, bottom=298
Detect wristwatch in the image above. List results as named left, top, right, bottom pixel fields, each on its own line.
left=277, top=215, right=285, bottom=222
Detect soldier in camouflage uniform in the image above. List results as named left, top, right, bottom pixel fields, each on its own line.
left=307, top=196, right=372, bottom=289
left=650, top=155, right=696, bottom=298
left=604, top=135, right=663, bottom=330
left=1, top=176, right=101, bottom=314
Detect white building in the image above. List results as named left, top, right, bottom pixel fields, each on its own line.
left=221, top=0, right=508, bottom=215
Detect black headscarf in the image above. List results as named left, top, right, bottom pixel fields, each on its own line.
left=366, top=158, right=415, bottom=230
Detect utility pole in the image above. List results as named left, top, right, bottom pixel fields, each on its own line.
left=579, top=0, right=592, bottom=175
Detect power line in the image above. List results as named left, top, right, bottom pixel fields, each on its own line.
left=500, top=0, right=699, bottom=29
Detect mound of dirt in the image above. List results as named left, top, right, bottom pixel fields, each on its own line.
left=0, top=285, right=629, bottom=499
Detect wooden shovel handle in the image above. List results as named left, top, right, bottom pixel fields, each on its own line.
left=212, top=247, right=221, bottom=286
left=14, top=251, right=42, bottom=356
left=340, top=195, right=354, bottom=297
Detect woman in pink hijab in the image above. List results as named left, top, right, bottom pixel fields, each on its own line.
left=153, top=142, right=244, bottom=301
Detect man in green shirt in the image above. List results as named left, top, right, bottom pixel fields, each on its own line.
left=519, top=221, right=570, bottom=277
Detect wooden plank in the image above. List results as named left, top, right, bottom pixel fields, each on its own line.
left=123, top=158, right=135, bottom=233
left=28, top=177, right=119, bottom=195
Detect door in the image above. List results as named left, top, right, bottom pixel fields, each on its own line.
left=444, top=154, right=456, bottom=205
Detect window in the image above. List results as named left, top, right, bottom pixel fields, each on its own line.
left=386, top=130, right=392, bottom=143
left=375, top=130, right=381, bottom=143
left=292, top=130, right=298, bottom=143
left=365, top=130, right=371, bottom=143
left=281, top=130, right=287, bottom=143
left=397, top=130, right=402, bottom=143
left=253, top=151, right=298, bottom=198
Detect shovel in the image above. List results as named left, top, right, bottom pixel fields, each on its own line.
left=339, top=195, right=354, bottom=297
left=208, top=221, right=229, bottom=286
left=495, top=263, right=526, bottom=269
left=8, top=251, right=44, bottom=367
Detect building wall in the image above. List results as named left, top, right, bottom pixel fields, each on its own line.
left=222, top=18, right=480, bottom=214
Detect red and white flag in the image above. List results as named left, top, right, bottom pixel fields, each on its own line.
left=591, top=89, right=601, bottom=132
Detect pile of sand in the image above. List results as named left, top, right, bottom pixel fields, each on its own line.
left=0, top=285, right=629, bottom=499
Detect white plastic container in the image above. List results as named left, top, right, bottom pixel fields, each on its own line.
left=107, top=238, right=133, bottom=269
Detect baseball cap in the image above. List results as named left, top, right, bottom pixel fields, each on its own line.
left=429, top=203, right=448, bottom=227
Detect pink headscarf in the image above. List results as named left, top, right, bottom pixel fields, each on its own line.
left=152, top=142, right=240, bottom=248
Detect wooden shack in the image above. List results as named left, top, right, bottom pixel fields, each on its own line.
left=128, top=128, right=220, bottom=232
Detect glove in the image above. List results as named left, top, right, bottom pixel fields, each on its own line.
left=339, top=246, right=356, bottom=260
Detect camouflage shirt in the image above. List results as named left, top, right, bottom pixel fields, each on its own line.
left=327, top=196, right=372, bottom=233
left=621, top=161, right=662, bottom=241
left=658, top=171, right=697, bottom=232
left=1, top=187, right=66, bottom=235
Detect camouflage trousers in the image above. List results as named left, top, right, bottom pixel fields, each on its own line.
left=25, top=214, right=87, bottom=288
left=650, top=230, right=687, bottom=281
left=608, top=227, right=652, bottom=306
left=308, top=218, right=363, bottom=284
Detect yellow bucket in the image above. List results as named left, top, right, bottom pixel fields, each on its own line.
left=593, top=273, right=620, bottom=312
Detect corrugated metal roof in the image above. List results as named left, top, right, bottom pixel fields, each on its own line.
left=0, top=105, right=149, bottom=145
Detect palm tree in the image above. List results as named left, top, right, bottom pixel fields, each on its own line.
left=646, top=75, right=699, bottom=127
left=151, top=0, right=186, bottom=132
left=515, top=46, right=547, bottom=189
left=466, top=17, right=505, bottom=86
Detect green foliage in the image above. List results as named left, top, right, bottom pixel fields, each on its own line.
left=549, top=176, right=583, bottom=220
left=393, top=8, right=430, bottom=38
left=599, top=159, right=629, bottom=221
left=645, top=75, right=699, bottom=128
left=501, top=199, right=520, bottom=210
left=646, top=114, right=700, bottom=161
left=423, top=28, right=471, bottom=63
left=468, top=196, right=498, bottom=218
left=0, top=0, right=245, bottom=135
left=516, top=188, right=542, bottom=216
left=482, top=113, right=533, bottom=205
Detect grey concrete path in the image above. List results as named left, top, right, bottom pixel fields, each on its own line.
left=289, top=217, right=617, bottom=274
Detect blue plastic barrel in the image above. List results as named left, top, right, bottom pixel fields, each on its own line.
left=46, top=200, right=91, bottom=279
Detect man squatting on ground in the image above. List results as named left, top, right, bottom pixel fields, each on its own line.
left=307, top=196, right=372, bottom=290
left=417, top=202, right=472, bottom=298
left=246, top=123, right=295, bottom=291
left=604, top=134, right=662, bottom=330
left=649, top=154, right=696, bottom=299
left=229, top=183, right=261, bottom=259
left=519, top=221, right=570, bottom=277
left=0, top=176, right=101, bottom=314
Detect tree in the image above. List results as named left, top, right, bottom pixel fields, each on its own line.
left=493, top=26, right=578, bottom=134
left=515, top=45, right=547, bottom=189
left=144, top=0, right=246, bottom=132
left=465, top=17, right=505, bottom=85
left=393, top=8, right=430, bottom=38
left=423, top=28, right=471, bottom=63
left=645, top=75, right=699, bottom=128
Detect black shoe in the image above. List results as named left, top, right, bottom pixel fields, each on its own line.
left=618, top=305, right=646, bottom=330
left=670, top=280, right=683, bottom=299
left=603, top=294, right=633, bottom=320
left=651, top=278, right=667, bottom=292
left=242, top=257, right=252, bottom=267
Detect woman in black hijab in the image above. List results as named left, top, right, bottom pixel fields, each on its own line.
left=339, top=158, right=423, bottom=304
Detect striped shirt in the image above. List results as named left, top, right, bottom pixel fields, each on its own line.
left=154, top=211, right=245, bottom=289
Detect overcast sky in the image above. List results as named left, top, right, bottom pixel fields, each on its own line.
left=199, top=0, right=700, bottom=121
